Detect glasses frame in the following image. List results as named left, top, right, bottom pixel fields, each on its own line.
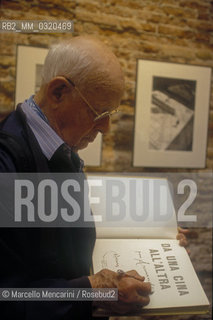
left=64, top=77, right=119, bottom=121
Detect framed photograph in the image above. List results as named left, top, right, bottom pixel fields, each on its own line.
left=15, top=45, right=102, bottom=166
left=133, top=59, right=211, bottom=168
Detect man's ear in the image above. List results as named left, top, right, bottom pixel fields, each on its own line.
left=46, top=77, right=73, bottom=107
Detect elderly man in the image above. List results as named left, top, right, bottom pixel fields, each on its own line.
left=0, top=37, right=153, bottom=319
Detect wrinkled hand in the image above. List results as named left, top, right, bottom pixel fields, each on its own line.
left=88, top=269, right=151, bottom=314
left=176, top=227, right=198, bottom=247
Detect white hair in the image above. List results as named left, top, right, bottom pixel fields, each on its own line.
left=41, top=37, right=124, bottom=99
left=41, top=40, right=98, bottom=89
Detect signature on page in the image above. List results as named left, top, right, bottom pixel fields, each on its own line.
left=101, top=251, right=121, bottom=269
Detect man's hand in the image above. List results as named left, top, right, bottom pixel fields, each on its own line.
left=88, top=268, right=151, bottom=314
left=176, top=227, right=198, bottom=247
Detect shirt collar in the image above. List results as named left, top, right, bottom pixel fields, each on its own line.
left=21, top=96, right=84, bottom=171
left=21, top=96, right=64, bottom=160
left=27, top=95, right=48, bottom=123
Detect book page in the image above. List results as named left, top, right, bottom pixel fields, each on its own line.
left=95, top=226, right=177, bottom=239
left=93, top=239, right=209, bottom=311
left=86, top=175, right=177, bottom=239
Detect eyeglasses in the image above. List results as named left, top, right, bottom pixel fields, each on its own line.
left=64, top=77, right=119, bottom=122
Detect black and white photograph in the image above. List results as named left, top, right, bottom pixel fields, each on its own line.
left=133, top=60, right=211, bottom=168
left=149, top=77, right=196, bottom=151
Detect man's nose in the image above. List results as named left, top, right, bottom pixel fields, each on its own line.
left=95, top=116, right=110, bottom=134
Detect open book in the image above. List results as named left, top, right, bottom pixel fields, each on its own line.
left=87, top=175, right=210, bottom=316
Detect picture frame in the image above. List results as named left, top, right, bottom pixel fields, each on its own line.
left=15, top=45, right=102, bottom=166
left=133, top=59, right=211, bottom=168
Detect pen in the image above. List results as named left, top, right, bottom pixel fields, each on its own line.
left=117, top=269, right=144, bottom=282
left=117, top=269, right=154, bottom=294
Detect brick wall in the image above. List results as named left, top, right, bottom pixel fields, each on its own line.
left=0, top=1, right=212, bottom=319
